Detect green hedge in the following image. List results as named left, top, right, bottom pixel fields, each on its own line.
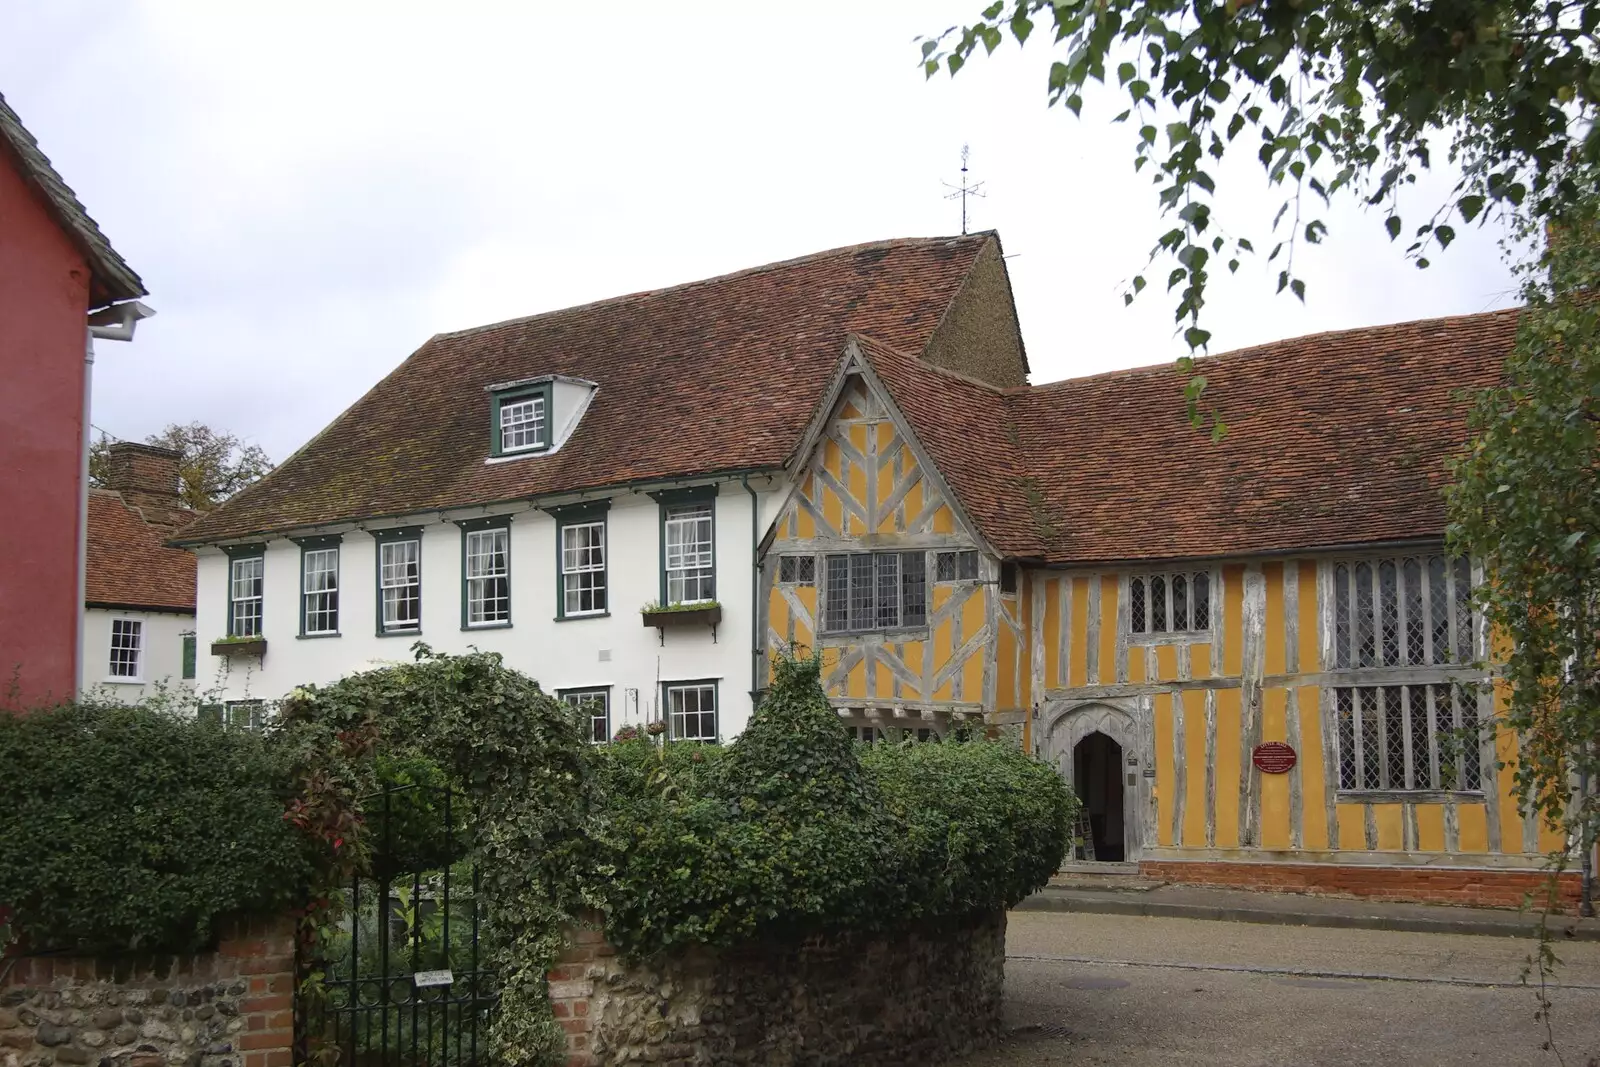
left=591, top=654, right=1075, bottom=957
left=0, top=701, right=307, bottom=954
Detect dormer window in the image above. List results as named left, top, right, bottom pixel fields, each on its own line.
left=489, top=380, right=554, bottom=456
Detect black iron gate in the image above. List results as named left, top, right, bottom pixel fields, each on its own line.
left=295, top=782, right=497, bottom=1067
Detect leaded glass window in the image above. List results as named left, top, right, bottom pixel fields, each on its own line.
left=1128, top=571, right=1212, bottom=636
left=1331, top=554, right=1475, bottom=667
left=1334, top=684, right=1482, bottom=792
left=822, top=551, right=929, bottom=634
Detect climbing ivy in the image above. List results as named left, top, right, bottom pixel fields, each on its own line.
left=277, top=644, right=596, bottom=1067
left=589, top=653, right=1074, bottom=958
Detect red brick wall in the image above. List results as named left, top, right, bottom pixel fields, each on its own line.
left=1139, top=860, right=1582, bottom=910
left=0, top=915, right=296, bottom=1067
left=0, top=140, right=94, bottom=710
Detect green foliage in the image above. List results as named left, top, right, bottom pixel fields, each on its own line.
left=89, top=421, right=273, bottom=512
left=1448, top=188, right=1600, bottom=855
left=279, top=645, right=596, bottom=1067
left=924, top=1, right=1600, bottom=425
left=863, top=739, right=1075, bottom=919
left=590, top=653, right=1073, bottom=959
left=0, top=700, right=307, bottom=954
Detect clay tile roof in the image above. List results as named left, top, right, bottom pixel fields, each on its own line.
left=852, top=334, right=1043, bottom=558
left=0, top=92, right=144, bottom=305
left=178, top=234, right=994, bottom=544
left=1012, top=307, right=1519, bottom=564
left=87, top=491, right=196, bottom=612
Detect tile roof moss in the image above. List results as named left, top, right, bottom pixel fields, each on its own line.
left=87, top=491, right=196, bottom=612
left=178, top=234, right=994, bottom=544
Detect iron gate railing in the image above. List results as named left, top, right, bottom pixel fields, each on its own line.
left=296, top=782, right=497, bottom=1067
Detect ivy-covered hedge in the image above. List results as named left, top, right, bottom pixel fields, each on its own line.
left=0, top=700, right=307, bottom=954
left=591, top=654, right=1075, bottom=958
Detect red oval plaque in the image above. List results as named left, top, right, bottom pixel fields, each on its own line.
left=1252, top=741, right=1297, bottom=774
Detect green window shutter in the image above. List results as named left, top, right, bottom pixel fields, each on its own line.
left=181, top=633, right=196, bottom=680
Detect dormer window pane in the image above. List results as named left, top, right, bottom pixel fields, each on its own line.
left=500, top=395, right=546, bottom=452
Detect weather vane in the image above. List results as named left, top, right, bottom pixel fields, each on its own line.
left=943, top=144, right=986, bottom=235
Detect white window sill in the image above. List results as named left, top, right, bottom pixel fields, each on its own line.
left=101, top=677, right=144, bottom=685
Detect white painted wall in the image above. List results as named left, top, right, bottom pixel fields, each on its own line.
left=80, top=607, right=195, bottom=703
left=193, top=480, right=786, bottom=738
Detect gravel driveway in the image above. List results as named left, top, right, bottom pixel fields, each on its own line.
left=957, top=911, right=1600, bottom=1066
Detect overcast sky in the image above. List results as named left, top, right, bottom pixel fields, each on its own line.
left=5, top=2, right=1520, bottom=462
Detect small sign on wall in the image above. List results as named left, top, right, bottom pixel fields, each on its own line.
left=1251, top=742, right=1297, bottom=775
left=413, top=970, right=454, bottom=988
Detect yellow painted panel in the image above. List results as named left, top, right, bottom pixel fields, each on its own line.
left=1458, top=803, right=1490, bottom=853
left=1297, top=560, right=1320, bottom=672
left=1540, top=819, right=1566, bottom=854
left=846, top=656, right=867, bottom=699
left=961, top=591, right=986, bottom=699
left=796, top=500, right=816, bottom=540
left=1223, top=565, right=1245, bottom=676
left=1154, top=644, right=1177, bottom=683
left=849, top=423, right=868, bottom=453
left=1336, top=804, right=1366, bottom=849
left=1098, top=576, right=1117, bottom=687
left=996, top=624, right=1017, bottom=711
left=1155, top=693, right=1175, bottom=847
left=1297, top=686, right=1330, bottom=850
left=902, top=640, right=925, bottom=698
left=933, top=506, right=955, bottom=534
left=819, top=647, right=842, bottom=697
left=1213, top=689, right=1242, bottom=848
left=1263, top=562, right=1286, bottom=677
left=1188, top=643, right=1212, bottom=680
left=1126, top=647, right=1146, bottom=685
left=1017, top=579, right=1033, bottom=710
left=1042, top=577, right=1061, bottom=694
left=1415, top=805, right=1445, bottom=853
left=902, top=478, right=922, bottom=524
left=1069, top=580, right=1090, bottom=688
left=768, top=593, right=788, bottom=644
left=1495, top=684, right=1522, bottom=853
left=839, top=399, right=863, bottom=419
left=1181, top=690, right=1208, bottom=848
left=873, top=654, right=892, bottom=700
left=1373, top=804, right=1403, bottom=851
left=931, top=615, right=954, bottom=701
left=822, top=484, right=842, bottom=534
left=1258, top=687, right=1291, bottom=850
left=823, top=438, right=841, bottom=477
left=795, top=584, right=816, bottom=618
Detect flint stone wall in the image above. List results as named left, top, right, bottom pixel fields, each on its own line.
left=0, top=918, right=295, bottom=1067
left=550, top=910, right=1005, bottom=1066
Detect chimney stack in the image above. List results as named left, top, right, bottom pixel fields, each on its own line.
left=105, top=442, right=188, bottom=530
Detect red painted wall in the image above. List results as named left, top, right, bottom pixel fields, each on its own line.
left=0, top=145, right=92, bottom=710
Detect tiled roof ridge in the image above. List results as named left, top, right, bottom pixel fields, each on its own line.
left=849, top=332, right=1010, bottom=395
left=1024, top=305, right=1522, bottom=395
left=436, top=233, right=993, bottom=342
left=0, top=91, right=145, bottom=303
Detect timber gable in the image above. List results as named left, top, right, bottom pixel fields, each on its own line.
left=763, top=343, right=1001, bottom=735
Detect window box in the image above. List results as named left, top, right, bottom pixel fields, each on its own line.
left=641, top=602, right=722, bottom=630
left=211, top=636, right=267, bottom=658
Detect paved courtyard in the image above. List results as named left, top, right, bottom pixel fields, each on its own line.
left=960, top=911, right=1600, bottom=1066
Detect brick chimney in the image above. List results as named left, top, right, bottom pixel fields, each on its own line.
left=105, top=442, right=188, bottom=530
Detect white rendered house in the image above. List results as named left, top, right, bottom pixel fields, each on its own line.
left=174, top=233, right=1027, bottom=738
left=81, top=444, right=197, bottom=701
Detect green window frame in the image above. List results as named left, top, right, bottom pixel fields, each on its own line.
left=489, top=379, right=555, bottom=457
left=181, top=632, right=197, bottom=680
left=558, top=686, right=612, bottom=744
left=292, top=534, right=342, bottom=637
left=661, top=678, right=719, bottom=742
left=457, top=515, right=512, bottom=629
left=650, top=485, right=717, bottom=606
left=372, top=526, right=424, bottom=636
left=546, top=501, right=611, bottom=620
left=223, top=543, right=266, bottom=637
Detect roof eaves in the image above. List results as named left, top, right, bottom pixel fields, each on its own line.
left=0, top=93, right=145, bottom=304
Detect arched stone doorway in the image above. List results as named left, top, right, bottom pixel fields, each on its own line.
left=1073, top=731, right=1126, bottom=861
left=1042, top=701, right=1147, bottom=862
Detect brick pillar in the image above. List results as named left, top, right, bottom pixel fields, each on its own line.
left=548, top=920, right=611, bottom=1067
left=217, top=915, right=298, bottom=1067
